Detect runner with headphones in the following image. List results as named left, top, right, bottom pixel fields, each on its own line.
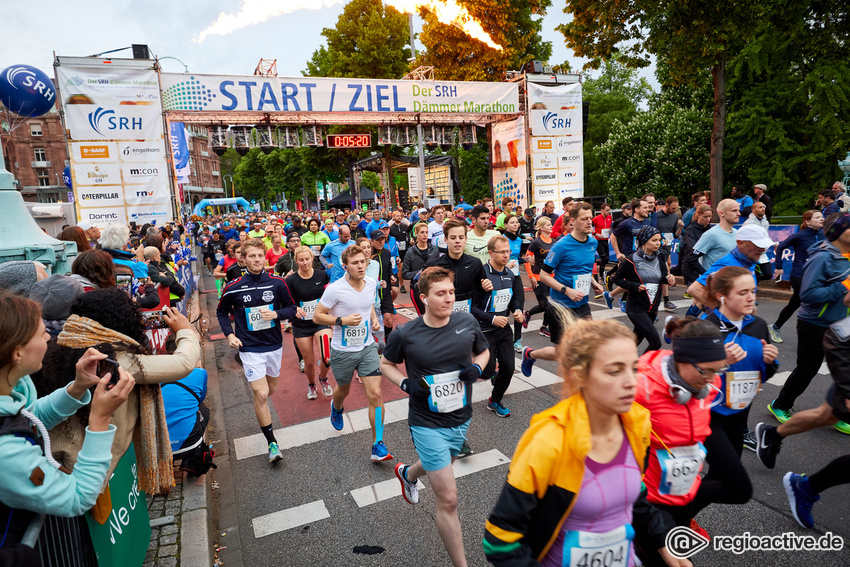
left=634, top=317, right=752, bottom=565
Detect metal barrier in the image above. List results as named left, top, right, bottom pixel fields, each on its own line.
left=24, top=514, right=98, bottom=567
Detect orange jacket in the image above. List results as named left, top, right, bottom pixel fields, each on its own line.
left=636, top=349, right=719, bottom=507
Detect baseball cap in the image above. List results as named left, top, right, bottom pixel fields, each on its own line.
left=370, top=230, right=386, bottom=240
left=378, top=221, right=389, bottom=229
left=286, top=233, right=302, bottom=243
left=736, top=225, right=773, bottom=248
left=77, top=220, right=93, bottom=231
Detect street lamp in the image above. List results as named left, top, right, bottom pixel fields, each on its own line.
left=223, top=174, right=234, bottom=198
left=158, top=56, right=189, bottom=73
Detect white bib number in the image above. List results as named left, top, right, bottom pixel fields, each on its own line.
left=397, top=241, right=406, bottom=251
left=341, top=324, right=369, bottom=347
left=564, top=525, right=633, bottom=567
left=510, top=263, right=520, bottom=277
left=215, top=252, right=224, bottom=262
left=310, top=245, right=322, bottom=256
left=725, top=370, right=761, bottom=410
left=645, top=283, right=659, bottom=304
left=657, top=443, right=706, bottom=496
left=490, top=288, right=512, bottom=312
left=391, top=256, right=397, bottom=270
left=245, top=305, right=275, bottom=331
left=299, top=299, right=318, bottom=321
left=600, top=228, right=611, bottom=239
left=452, top=299, right=471, bottom=313
left=662, top=232, right=674, bottom=247
left=572, top=274, right=592, bottom=297
left=425, top=371, right=467, bottom=414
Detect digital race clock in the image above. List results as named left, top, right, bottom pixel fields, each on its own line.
left=326, top=134, right=372, bottom=149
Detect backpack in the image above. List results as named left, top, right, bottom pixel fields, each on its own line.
left=165, top=382, right=217, bottom=477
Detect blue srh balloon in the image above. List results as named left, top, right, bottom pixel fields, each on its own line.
left=0, top=65, right=57, bottom=118
left=63, top=165, right=72, bottom=189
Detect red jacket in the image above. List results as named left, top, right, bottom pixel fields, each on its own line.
left=636, top=349, right=719, bottom=507
left=592, top=214, right=613, bottom=240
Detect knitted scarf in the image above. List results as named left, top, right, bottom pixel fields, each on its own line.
left=57, top=315, right=174, bottom=495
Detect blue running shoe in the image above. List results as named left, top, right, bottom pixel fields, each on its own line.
left=783, top=472, right=820, bottom=529
left=618, top=299, right=627, bottom=313
left=268, top=442, right=283, bottom=463
left=330, top=401, right=344, bottom=431
left=371, top=440, right=393, bottom=461
left=487, top=398, right=511, bottom=418
left=603, top=291, right=614, bottom=310
left=521, top=347, right=536, bottom=377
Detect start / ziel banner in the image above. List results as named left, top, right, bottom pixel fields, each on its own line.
left=159, top=73, right=520, bottom=115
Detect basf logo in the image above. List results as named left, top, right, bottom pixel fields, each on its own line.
left=87, top=107, right=143, bottom=137
left=80, top=145, right=110, bottom=159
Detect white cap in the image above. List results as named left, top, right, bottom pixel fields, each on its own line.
left=77, top=220, right=93, bottom=231
left=418, top=208, right=428, bottom=215
left=736, top=224, right=773, bottom=248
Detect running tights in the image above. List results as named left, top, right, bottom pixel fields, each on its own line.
left=627, top=310, right=661, bottom=353
left=808, top=455, right=850, bottom=494
left=774, top=276, right=802, bottom=330
left=483, top=326, right=515, bottom=404
left=692, top=411, right=753, bottom=514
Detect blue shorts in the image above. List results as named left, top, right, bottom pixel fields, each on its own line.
left=409, top=420, right=471, bottom=472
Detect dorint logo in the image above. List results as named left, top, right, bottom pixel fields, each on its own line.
left=665, top=526, right=709, bottom=559
left=262, top=291, right=275, bottom=302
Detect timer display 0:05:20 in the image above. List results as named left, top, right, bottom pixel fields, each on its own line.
left=327, top=134, right=371, bottom=148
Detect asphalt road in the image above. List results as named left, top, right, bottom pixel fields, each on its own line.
left=200, top=270, right=850, bottom=567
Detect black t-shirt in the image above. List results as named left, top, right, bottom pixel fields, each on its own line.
left=383, top=312, right=488, bottom=428
left=285, top=268, right=330, bottom=329
left=203, top=238, right=226, bottom=258
left=527, top=235, right=558, bottom=274
left=225, top=263, right=248, bottom=282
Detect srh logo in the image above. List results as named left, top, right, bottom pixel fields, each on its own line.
left=665, top=526, right=709, bottom=559
left=87, top=107, right=143, bottom=137
left=81, top=145, right=109, bottom=159
left=542, top=112, right=571, bottom=133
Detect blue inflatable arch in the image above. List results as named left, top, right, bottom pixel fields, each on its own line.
left=193, top=197, right=252, bottom=216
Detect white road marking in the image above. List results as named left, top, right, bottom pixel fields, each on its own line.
left=252, top=500, right=330, bottom=538
left=766, top=362, right=830, bottom=387
left=350, top=449, right=510, bottom=508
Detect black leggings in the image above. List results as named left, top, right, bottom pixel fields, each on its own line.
left=809, top=455, right=850, bottom=494
left=774, top=276, right=802, bottom=329
left=692, top=411, right=753, bottom=514
left=596, top=239, right=610, bottom=272
left=526, top=283, right=551, bottom=327
left=627, top=310, right=661, bottom=353
left=774, top=319, right=827, bottom=411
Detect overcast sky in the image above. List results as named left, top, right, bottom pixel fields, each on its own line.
left=3, top=0, right=655, bottom=87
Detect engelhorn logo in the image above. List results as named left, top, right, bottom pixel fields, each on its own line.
left=542, top=112, right=571, bottom=133
left=87, top=107, right=142, bottom=137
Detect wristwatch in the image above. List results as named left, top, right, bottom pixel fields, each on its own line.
left=335, top=316, right=342, bottom=326
left=560, top=286, right=567, bottom=295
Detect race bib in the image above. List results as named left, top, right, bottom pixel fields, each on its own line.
left=662, top=232, right=674, bottom=247
left=397, top=241, right=406, bottom=251
left=632, top=237, right=638, bottom=251
left=600, top=228, right=611, bottom=239
left=245, top=305, right=275, bottom=331
left=725, top=370, right=761, bottom=410
left=310, top=245, right=322, bottom=256
left=341, top=324, right=369, bottom=347
left=510, top=263, right=520, bottom=277
left=391, top=256, right=397, bottom=270
left=656, top=443, right=706, bottom=496
left=490, top=288, right=512, bottom=312
left=215, top=252, right=224, bottom=262
left=452, top=299, right=471, bottom=313
left=563, top=524, right=634, bottom=567
left=572, top=274, right=592, bottom=297
left=299, top=299, right=318, bottom=321
left=645, top=283, right=659, bottom=304
left=425, top=370, right=467, bottom=414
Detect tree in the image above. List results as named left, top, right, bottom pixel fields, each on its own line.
left=582, top=57, right=653, bottom=108
left=447, top=137, right=490, bottom=204
left=416, top=0, right=553, bottom=81
left=304, top=0, right=411, bottom=79
left=558, top=0, right=763, bottom=206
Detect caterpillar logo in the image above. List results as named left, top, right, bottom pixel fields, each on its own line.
left=81, top=192, right=119, bottom=200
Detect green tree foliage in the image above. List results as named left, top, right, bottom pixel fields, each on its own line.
left=360, top=171, right=381, bottom=193
left=304, top=0, right=411, bottom=79
left=447, top=138, right=490, bottom=204
left=416, top=0, right=553, bottom=81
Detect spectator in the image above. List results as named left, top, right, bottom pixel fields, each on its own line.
left=75, top=221, right=100, bottom=249
left=683, top=191, right=708, bottom=227
left=753, top=184, right=774, bottom=220
left=70, top=249, right=116, bottom=292
left=743, top=201, right=774, bottom=281
left=29, top=274, right=85, bottom=337
left=143, top=246, right=185, bottom=307
left=0, top=261, right=49, bottom=295
left=819, top=189, right=840, bottom=217
left=161, top=363, right=215, bottom=477
left=731, top=186, right=754, bottom=217
left=833, top=182, right=848, bottom=212
left=57, top=226, right=91, bottom=255
left=98, top=223, right=148, bottom=280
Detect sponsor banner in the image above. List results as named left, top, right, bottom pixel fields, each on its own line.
left=64, top=104, right=163, bottom=141
left=120, top=162, right=169, bottom=186
left=531, top=152, right=557, bottom=170
left=169, top=122, right=191, bottom=183
left=555, top=136, right=583, bottom=150
left=407, top=167, right=421, bottom=199
left=533, top=184, right=559, bottom=202
left=533, top=171, right=559, bottom=186
left=118, top=140, right=165, bottom=162
left=78, top=207, right=128, bottom=227
left=491, top=116, right=528, bottom=208
left=125, top=183, right=171, bottom=205
left=57, top=66, right=161, bottom=107
left=74, top=162, right=122, bottom=187
left=559, top=183, right=584, bottom=199
left=71, top=142, right=117, bottom=162
left=127, top=204, right=171, bottom=224
left=160, top=73, right=519, bottom=115
left=529, top=82, right=583, bottom=137
left=560, top=170, right=581, bottom=183
left=78, top=187, right=125, bottom=208
left=528, top=81, right=583, bottom=109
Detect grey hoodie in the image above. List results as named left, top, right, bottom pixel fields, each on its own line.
left=799, top=240, right=850, bottom=326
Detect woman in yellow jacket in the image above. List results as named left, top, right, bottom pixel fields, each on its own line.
left=484, top=319, right=690, bottom=567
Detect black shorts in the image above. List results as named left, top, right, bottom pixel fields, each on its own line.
left=548, top=302, right=592, bottom=344
left=379, top=292, right=396, bottom=316
left=827, top=385, right=850, bottom=423
left=292, top=321, right=330, bottom=339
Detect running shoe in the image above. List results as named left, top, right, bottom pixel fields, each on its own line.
left=662, top=315, right=675, bottom=344
left=521, top=311, right=530, bottom=329
left=371, top=441, right=393, bottom=461
left=768, top=324, right=783, bottom=344
left=400, top=285, right=406, bottom=294
left=514, top=339, right=523, bottom=353
left=603, top=291, right=614, bottom=310
left=755, top=422, right=782, bottom=469
left=268, top=442, right=283, bottom=463
left=664, top=300, right=678, bottom=312
left=488, top=398, right=511, bottom=418
left=307, top=384, right=318, bottom=400
left=394, top=463, right=419, bottom=504
left=618, top=299, right=627, bottom=313
left=743, top=429, right=757, bottom=452
left=319, top=378, right=333, bottom=397
left=689, top=518, right=710, bottom=541
left=768, top=400, right=794, bottom=423
left=595, top=293, right=603, bottom=299
left=539, top=326, right=551, bottom=338
left=283, top=321, right=292, bottom=333
left=457, top=440, right=473, bottom=458
left=521, top=347, right=536, bottom=377
left=299, top=360, right=305, bottom=373
left=783, top=472, right=820, bottom=529
left=833, top=420, right=850, bottom=435
left=683, top=292, right=692, bottom=299
left=330, top=401, right=344, bottom=431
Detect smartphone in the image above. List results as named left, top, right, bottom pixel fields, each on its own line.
left=97, top=358, right=120, bottom=386
left=116, top=274, right=133, bottom=296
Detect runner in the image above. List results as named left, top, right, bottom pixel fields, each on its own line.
left=591, top=203, right=613, bottom=286
left=370, top=229, right=398, bottom=340
left=428, top=206, right=447, bottom=249
left=475, top=235, right=525, bottom=418
left=264, top=232, right=286, bottom=271
left=606, top=199, right=653, bottom=311
left=388, top=209, right=412, bottom=292
left=401, top=222, right=439, bottom=296
left=301, top=218, right=331, bottom=270
left=285, top=246, right=334, bottom=400
left=522, top=217, right=557, bottom=338
left=273, top=233, right=302, bottom=277
left=212, top=240, right=239, bottom=298
left=484, top=319, right=686, bottom=567
left=216, top=239, right=298, bottom=464
left=655, top=197, right=684, bottom=312
left=502, top=214, right=526, bottom=352
left=382, top=267, right=490, bottom=567
left=201, top=229, right=225, bottom=277
left=320, top=224, right=356, bottom=283
left=312, top=245, right=392, bottom=461
left=224, top=245, right=248, bottom=283
left=465, top=205, right=501, bottom=264
left=521, top=203, right=603, bottom=374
